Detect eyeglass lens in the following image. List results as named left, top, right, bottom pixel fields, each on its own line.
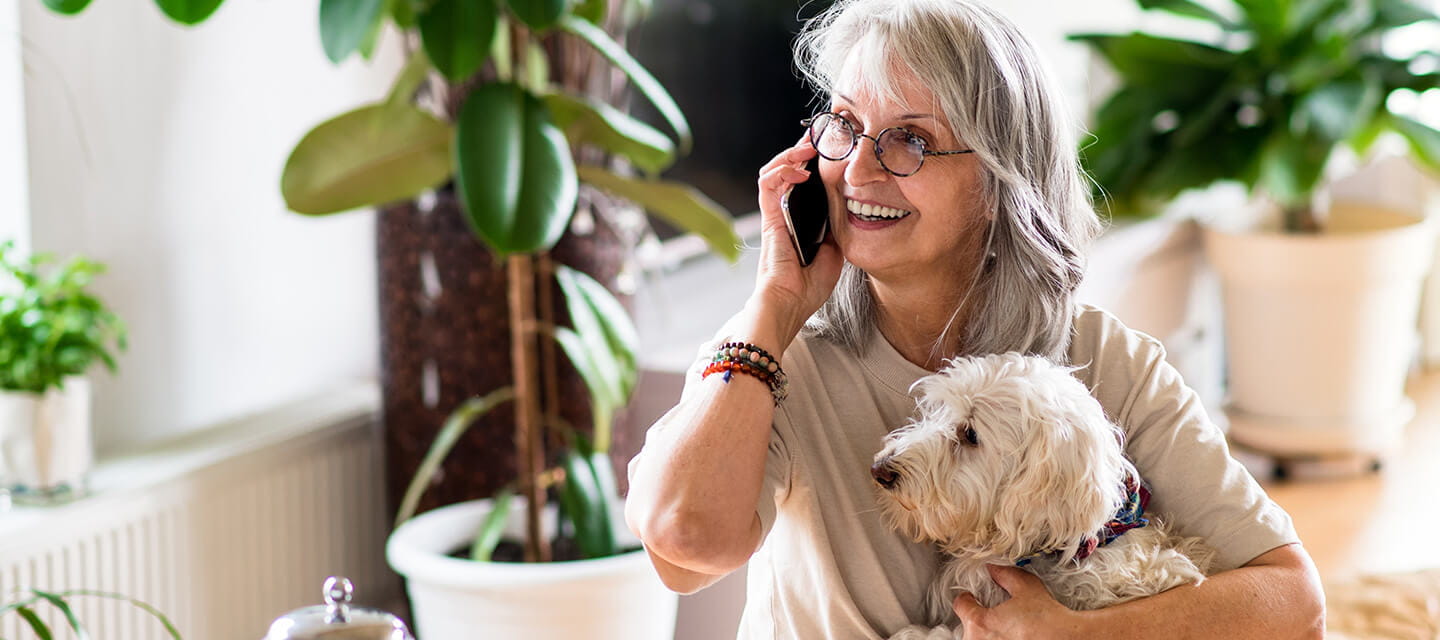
left=806, top=113, right=927, bottom=176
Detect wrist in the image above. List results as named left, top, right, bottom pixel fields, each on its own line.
left=736, top=297, right=804, bottom=358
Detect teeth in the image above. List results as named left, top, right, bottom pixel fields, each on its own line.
left=846, top=199, right=912, bottom=221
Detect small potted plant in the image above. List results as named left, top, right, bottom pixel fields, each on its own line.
left=1074, top=0, right=1440, bottom=464
left=2, top=587, right=179, bottom=638
left=0, top=241, right=126, bottom=504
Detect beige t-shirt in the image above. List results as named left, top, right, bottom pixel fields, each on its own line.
left=654, top=304, right=1298, bottom=638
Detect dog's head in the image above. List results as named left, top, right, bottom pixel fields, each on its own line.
left=871, top=353, right=1135, bottom=561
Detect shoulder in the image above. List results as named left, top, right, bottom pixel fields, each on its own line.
left=1068, top=303, right=1171, bottom=421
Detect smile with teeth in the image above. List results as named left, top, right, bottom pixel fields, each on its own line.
left=846, top=198, right=913, bottom=222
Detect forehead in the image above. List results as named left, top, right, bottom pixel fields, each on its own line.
left=831, top=44, right=941, bottom=120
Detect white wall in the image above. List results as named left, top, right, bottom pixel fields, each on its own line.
left=19, top=1, right=401, bottom=452
left=2, top=2, right=29, bottom=249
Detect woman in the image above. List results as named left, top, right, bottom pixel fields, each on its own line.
left=624, top=0, right=1325, bottom=637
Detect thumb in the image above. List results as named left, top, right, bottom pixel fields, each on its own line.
left=986, top=563, right=1044, bottom=596
left=952, top=592, right=984, bottom=622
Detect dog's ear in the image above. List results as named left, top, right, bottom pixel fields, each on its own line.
left=989, top=380, right=1134, bottom=561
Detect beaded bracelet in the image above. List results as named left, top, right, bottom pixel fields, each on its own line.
left=702, top=341, right=789, bottom=405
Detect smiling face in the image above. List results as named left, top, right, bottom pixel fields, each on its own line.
left=819, top=55, right=991, bottom=286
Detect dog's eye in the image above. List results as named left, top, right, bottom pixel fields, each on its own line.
left=961, top=425, right=979, bottom=446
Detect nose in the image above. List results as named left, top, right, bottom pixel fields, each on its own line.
left=843, top=135, right=890, bottom=187
left=871, top=458, right=899, bottom=489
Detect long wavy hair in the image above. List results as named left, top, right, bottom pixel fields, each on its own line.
left=794, top=0, right=1102, bottom=362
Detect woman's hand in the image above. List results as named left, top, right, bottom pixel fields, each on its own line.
left=747, top=136, right=845, bottom=352
left=952, top=565, right=1090, bottom=639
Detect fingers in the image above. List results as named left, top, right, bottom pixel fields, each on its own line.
left=952, top=592, right=983, bottom=622
left=985, top=564, right=1043, bottom=596
left=757, top=136, right=817, bottom=177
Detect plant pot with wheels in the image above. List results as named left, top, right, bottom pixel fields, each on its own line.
left=387, top=496, right=675, bottom=640
left=1074, top=0, right=1440, bottom=470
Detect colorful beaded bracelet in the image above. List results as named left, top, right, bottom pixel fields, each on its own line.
left=702, top=341, right=789, bottom=404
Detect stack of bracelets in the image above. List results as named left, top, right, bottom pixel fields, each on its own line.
left=702, top=341, right=789, bottom=405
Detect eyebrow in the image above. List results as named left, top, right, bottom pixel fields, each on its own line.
left=833, top=93, right=937, bottom=121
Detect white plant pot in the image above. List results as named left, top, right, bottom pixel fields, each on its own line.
left=0, top=377, right=92, bottom=503
left=386, top=497, right=677, bottom=640
left=1203, top=203, right=1437, bottom=457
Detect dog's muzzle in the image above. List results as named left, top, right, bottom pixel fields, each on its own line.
left=871, top=457, right=899, bottom=489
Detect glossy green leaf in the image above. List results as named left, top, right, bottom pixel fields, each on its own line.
left=281, top=103, right=454, bottom=215
left=455, top=82, right=578, bottom=255
left=1069, top=33, right=1235, bottom=95
left=560, top=14, right=692, bottom=154
left=559, top=448, right=616, bottom=558
left=320, top=0, right=386, bottom=64
left=491, top=12, right=514, bottom=81
left=50, top=590, right=182, bottom=640
left=31, top=590, right=86, bottom=640
left=469, top=485, right=515, bottom=561
left=551, top=326, right=616, bottom=441
left=574, top=0, right=607, bottom=24
left=1391, top=114, right=1440, bottom=173
left=154, top=0, right=225, bottom=25
left=507, top=0, right=564, bottom=30
left=543, top=92, right=676, bottom=174
left=524, top=39, right=551, bottom=93
left=556, top=265, right=638, bottom=400
left=1138, top=0, right=1237, bottom=28
left=394, top=388, right=516, bottom=527
left=577, top=166, right=739, bottom=262
left=1372, top=0, right=1439, bottom=30
left=1232, top=0, right=1292, bottom=42
left=15, top=605, right=53, bottom=640
left=390, top=0, right=417, bottom=27
left=419, top=0, right=497, bottom=82
left=41, top=0, right=93, bottom=14
left=1295, top=79, right=1379, bottom=142
left=385, top=50, right=433, bottom=113
left=1256, top=129, right=1333, bottom=213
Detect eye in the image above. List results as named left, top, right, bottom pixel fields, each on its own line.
left=959, top=424, right=979, bottom=446
left=899, top=129, right=929, bottom=148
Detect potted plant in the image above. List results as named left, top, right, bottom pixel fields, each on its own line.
left=0, top=241, right=126, bottom=505
left=2, top=588, right=180, bottom=638
left=38, top=0, right=738, bottom=636
left=1074, top=0, right=1440, bottom=464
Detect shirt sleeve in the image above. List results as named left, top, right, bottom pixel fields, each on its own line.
left=754, top=404, right=795, bottom=546
left=1115, top=335, right=1300, bottom=570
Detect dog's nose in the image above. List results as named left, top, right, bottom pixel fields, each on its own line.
left=871, top=459, right=898, bottom=489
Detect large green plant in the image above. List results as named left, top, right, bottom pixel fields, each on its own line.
left=39, top=0, right=738, bottom=563
left=0, top=241, right=127, bottom=394
left=1077, top=0, right=1440, bottom=231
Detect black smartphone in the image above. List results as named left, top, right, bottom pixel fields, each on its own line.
left=780, top=156, right=831, bottom=266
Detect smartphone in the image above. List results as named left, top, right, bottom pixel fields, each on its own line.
left=780, top=156, right=831, bottom=267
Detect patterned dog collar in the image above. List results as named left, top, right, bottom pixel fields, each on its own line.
left=1015, top=475, right=1151, bottom=567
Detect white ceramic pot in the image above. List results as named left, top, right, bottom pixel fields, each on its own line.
left=386, top=497, right=677, bottom=640
left=1203, top=203, right=1437, bottom=456
left=0, top=377, right=92, bottom=503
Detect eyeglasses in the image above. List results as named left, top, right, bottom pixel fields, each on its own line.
left=802, top=112, right=974, bottom=177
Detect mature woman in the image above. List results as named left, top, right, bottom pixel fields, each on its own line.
left=624, top=0, right=1325, bottom=637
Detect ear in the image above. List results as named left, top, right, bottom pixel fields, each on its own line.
left=989, top=389, right=1132, bottom=561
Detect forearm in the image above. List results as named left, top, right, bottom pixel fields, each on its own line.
left=625, top=303, right=796, bottom=575
left=1079, top=544, right=1325, bottom=639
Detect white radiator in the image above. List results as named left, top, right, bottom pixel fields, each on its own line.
left=0, top=383, right=394, bottom=640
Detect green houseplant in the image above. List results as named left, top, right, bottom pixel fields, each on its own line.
left=0, top=240, right=126, bottom=503
left=38, top=0, right=737, bottom=634
left=1075, top=0, right=1440, bottom=466
left=1, top=589, right=180, bottom=639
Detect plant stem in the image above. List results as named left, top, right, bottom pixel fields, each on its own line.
left=507, top=254, right=550, bottom=563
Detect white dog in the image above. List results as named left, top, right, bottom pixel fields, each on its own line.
left=872, top=353, right=1216, bottom=639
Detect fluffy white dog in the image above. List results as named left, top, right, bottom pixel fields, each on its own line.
left=872, top=353, right=1216, bottom=639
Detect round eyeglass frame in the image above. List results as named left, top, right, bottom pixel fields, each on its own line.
left=801, top=112, right=974, bottom=177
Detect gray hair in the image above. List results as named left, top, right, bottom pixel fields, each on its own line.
left=794, top=0, right=1102, bottom=362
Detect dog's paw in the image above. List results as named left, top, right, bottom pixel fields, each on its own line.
left=888, top=623, right=963, bottom=640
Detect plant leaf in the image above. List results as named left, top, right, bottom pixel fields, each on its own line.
left=560, top=14, right=692, bottom=154
left=1068, top=33, right=1235, bottom=97
left=560, top=448, right=616, bottom=558
left=469, top=485, right=515, bottom=561
left=15, top=605, right=53, bottom=640
left=393, top=387, right=517, bottom=527
left=574, top=0, right=607, bottom=24
left=1372, top=0, right=1439, bottom=30
left=390, top=0, right=418, bottom=27
left=41, top=0, right=93, bottom=14
left=384, top=50, right=434, bottom=114
left=551, top=326, right=616, bottom=440
left=320, top=0, right=387, bottom=64
left=543, top=92, right=676, bottom=174
left=281, top=103, right=454, bottom=215
left=419, top=0, right=497, bottom=83
left=507, top=0, right=565, bottom=30
left=1391, top=114, right=1440, bottom=173
left=153, top=0, right=225, bottom=25
left=31, top=590, right=86, bottom=640
left=576, top=165, right=739, bottom=262
left=50, top=590, right=182, bottom=640
left=1137, top=0, right=1238, bottom=28
left=1294, top=78, right=1380, bottom=143
left=454, top=82, right=578, bottom=256
left=556, top=264, right=638, bottom=400
left=1256, top=128, right=1333, bottom=213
